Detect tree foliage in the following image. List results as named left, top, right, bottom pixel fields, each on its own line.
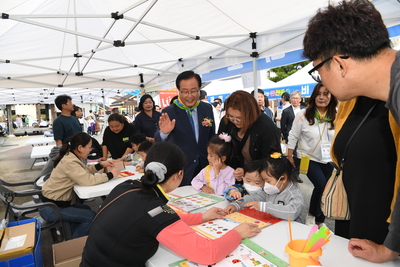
left=268, top=60, right=310, bottom=82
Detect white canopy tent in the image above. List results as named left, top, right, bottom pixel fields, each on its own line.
left=203, top=70, right=277, bottom=102
left=1, top=0, right=400, bottom=105
left=262, top=63, right=317, bottom=99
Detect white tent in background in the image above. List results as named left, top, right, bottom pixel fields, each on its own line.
left=1, top=0, right=400, bottom=105
left=262, top=63, right=317, bottom=99
left=204, top=70, right=277, bottom=102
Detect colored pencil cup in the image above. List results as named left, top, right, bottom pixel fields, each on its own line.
left=285, top=239, right=322, bottom=267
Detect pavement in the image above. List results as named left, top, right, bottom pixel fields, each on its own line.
left=0, top=134, right=334, bottom=267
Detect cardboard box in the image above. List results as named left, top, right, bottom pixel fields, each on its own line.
left=53, top=236, right=88, bottom=267
left=104, top=160, right=125, bottom=173
left=0, top=222, right=36, bottom=261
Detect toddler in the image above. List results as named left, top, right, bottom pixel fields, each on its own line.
left=224, top=160, right=264, bottom=200
left=135, top=140, right=152, bottom=173
left=127, top=133, right=147, bottom=166
left=191, top=133, right=235, bottom=196
left=224, top=152, right=304, bottom=221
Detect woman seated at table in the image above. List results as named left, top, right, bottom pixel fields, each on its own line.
left=101, top=113, right=137, bottom=160
left=81, top=142, right=261, bottom=267
left=39, top=132, right=120, bottom=239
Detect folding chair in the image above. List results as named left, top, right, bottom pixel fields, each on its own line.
left=0, top=178, right=71, bottom=243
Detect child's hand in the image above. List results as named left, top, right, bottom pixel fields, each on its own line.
left=229, top=189, right=242, bottom=199
left=202, top=207, right=227, bottom=222
left=233, top=223, right=261, bottom=239
left=136, top=165, right=144, bottom=173
left=213, top=157, right=223, bottom=175
left=201, top=185, right=215, bottom=194
left=224, top=205, right=237, bottom=214
left=244, top=201, right=259, bottom=210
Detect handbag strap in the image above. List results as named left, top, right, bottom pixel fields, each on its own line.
left=93, top=188, right=141, bottom=222
left=339, top=101, right=378, bottom=168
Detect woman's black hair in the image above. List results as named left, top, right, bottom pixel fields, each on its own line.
left=281, top=92, right=290, bottom=102
left=141, top=142, right=186, bottom=193
left=208, top=135, right=233, bottom=166
left=71, top=105, right=81, bottom=117
left=170, top=95, right=178, bottom=105
left=243, top=160, right=263, bottom=175
left=53, top=132, right=92, bottom=167
left=107, top=113, right=127, bottom=123
left=260, top=153, right=294, bottom=183
left=138, top=95, right=155, bottom=112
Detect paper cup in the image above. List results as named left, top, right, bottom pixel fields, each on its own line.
left=285, top=239, right=322, bottom=267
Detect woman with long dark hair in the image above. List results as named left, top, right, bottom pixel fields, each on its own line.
left=287, top=82, right=338, bottom=225
left=40, top=132, right=119, bottom=238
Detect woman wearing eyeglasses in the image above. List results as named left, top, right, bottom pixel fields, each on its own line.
left=218, top=90, right=281, bottom=181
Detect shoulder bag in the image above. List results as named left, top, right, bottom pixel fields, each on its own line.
left=321, top=102, right=377, bottom=220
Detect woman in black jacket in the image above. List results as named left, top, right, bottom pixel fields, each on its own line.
left=218, top=90, right=281, bottom=181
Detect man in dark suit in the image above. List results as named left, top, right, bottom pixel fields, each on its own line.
left=155, top=71, right=215, bottom=186
left=281, top=90, right=305, bottom=183
left=281, top=90, right=306, bottom=143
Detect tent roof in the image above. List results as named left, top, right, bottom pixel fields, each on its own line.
left=1, top=0, right=400, bottom=105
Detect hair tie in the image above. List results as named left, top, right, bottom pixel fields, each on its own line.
left=145, top=162, right=167, bottom=183
left=218, top=132, right=231, bottom=142
left=270, top=152, right=282, bottom=159
left=68, top=142, right=71, bottom=146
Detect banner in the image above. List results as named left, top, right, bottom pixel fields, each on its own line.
left=159, top=88, right=178, bottom=109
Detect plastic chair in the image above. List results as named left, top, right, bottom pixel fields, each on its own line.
left=0, top=178, right=72, bottom=243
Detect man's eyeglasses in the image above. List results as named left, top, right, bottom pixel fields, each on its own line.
left=180, top=90, right=199, bottom=96
left=308, top=56, right=349, bottom=83
left=227, top=114, right=241, bottom=124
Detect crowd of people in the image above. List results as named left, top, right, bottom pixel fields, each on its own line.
left=33, top=0, right=400, bottom=265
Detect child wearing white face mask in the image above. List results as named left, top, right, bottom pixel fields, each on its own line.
left=224, top=152, right=304, bottom=222
left=223, top=160, right=264, bottom=201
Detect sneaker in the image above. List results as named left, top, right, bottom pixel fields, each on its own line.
left=306, top=215, right=315, bottom=226
left=295, top=176, right=303, bottom=183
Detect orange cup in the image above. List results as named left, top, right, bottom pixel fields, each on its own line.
left=285, top=239, right=322, bottom=267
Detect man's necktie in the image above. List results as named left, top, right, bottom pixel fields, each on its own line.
left=187, top=111, right=195, bottom=133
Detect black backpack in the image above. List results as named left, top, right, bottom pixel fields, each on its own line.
left=88, top=137, right=103, bottom=159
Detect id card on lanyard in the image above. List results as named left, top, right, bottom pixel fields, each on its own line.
left=321, top=142, right=331, bottom=161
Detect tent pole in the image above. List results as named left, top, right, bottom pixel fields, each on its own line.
left=253, top=56, right=257, bottom=100
left=250, top=32, right=258, bottom=100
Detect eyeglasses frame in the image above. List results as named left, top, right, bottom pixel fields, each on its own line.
left=308, top=55, right=350, bottom=82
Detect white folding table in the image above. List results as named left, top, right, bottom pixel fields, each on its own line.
left=147, top=186, right=400, bottom=267
left=74, top=166, right=141, bottom=199
left=30, top=145, right=54, bottom=169
left=25, top=137, right=55, bottom=146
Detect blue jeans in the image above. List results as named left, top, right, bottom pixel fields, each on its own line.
left=39, top=203, right=95, bottom=239
left=299, top=158, right=333, bottom=223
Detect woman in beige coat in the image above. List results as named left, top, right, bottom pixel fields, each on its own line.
left=40, top=132, right=119, bottom=238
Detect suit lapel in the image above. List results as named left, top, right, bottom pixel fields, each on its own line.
left=197, top=104, right=204, bottom=142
